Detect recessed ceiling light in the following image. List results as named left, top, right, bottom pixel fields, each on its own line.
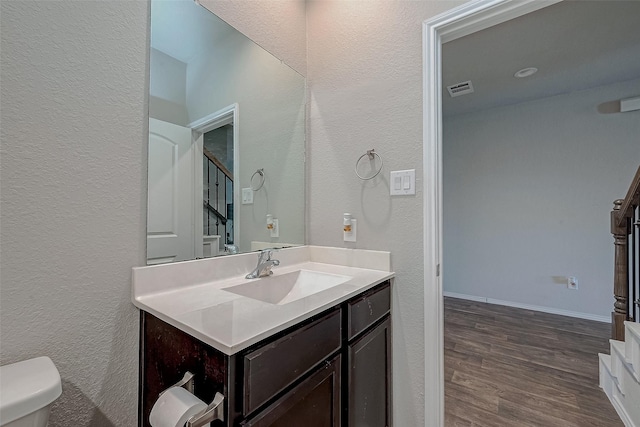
left=514, top=67, right=538, bottom=78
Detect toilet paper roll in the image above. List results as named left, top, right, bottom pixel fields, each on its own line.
left=149, top=386, right=207, bottom=427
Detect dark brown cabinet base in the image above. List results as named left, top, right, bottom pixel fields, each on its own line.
left=139, top=281, right=391, bottom=427
left=243, top=355, right=341, bottom=427
left=347, top=318, right=391, bottom=427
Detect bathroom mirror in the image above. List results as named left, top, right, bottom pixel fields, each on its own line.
left=147, top=0, right=306, bottom=264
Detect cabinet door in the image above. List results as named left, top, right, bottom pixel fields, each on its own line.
left=243, top=355, right=341, bottom=427
left=348, top=317, right=391, bottom=427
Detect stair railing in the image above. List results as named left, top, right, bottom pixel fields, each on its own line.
left=203, top=148, right=233, bottom=245
left=612, top=165, right=640, bottom=340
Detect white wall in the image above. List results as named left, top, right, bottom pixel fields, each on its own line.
left=443, top=78, right=640, bottom=319
left=305, top=1, right=464, bottom=426
left=0, top=1, right=147, bottom=425
left=0, top=1, right=306, bottom=426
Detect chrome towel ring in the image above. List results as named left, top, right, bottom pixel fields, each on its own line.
left=251, top=168, right=265, bottom=191
left=355, top=149, right=383, bottom=180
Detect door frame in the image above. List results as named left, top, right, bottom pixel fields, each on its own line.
left=189, top=103, right=240, bottom=257
left=421, top=0, right=562, bottom=424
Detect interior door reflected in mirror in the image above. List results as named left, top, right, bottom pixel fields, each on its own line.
left=147, top=0, right=306, bottom=265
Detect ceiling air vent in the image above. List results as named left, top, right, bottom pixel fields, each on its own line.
left=447, top=80, right=474, bottom=98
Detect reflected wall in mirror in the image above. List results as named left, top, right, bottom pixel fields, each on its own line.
left=147, top=0, right=306, bottom=265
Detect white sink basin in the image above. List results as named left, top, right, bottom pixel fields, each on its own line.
left=222, top=270, right=352, bottom=305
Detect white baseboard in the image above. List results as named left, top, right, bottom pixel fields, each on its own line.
left=612, top=394, right=636, bottom=427
left=444, top=291, right=611, bottom=323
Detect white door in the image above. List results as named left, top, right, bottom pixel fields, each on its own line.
left=147, top=118, right=194, bottom=264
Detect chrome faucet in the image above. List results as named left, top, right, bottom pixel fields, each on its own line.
left=246, top=249, right=280, bottom=279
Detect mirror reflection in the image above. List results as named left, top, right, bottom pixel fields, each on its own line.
left=147, top=0, right=306, bottom=265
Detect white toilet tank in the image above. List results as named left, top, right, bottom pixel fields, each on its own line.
left=0, top=357, right=62, bottom=427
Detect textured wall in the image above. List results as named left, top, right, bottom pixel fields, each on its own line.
left=0, top=1, right=148, bottom=426
left=0, top=1, right=306, bottom=426
left=443, top=78, right=640, bottom=318
left=200, top=0, right=307, bottom=76
left=305, top=1, right=464, bottom=425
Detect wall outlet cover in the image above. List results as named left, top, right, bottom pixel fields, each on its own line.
left=270, top=219, right=279, bottom=238
left=344, top=219, right=357, bottom=242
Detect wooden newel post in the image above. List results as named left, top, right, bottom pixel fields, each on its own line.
left=612, top=199, right=630, bottom=340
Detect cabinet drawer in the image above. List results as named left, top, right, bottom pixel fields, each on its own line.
left=243, top=309, right=341, bottom=415
left=242, top=355, right=341, bottom=427
left=347, top=282, right=390, bottom=340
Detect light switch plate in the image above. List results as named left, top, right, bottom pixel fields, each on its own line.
left=242, top=188, right=253, bottom=204
left=390, top=169, right=416, bottom=195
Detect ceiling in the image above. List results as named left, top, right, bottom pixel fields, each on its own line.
left=151, top=0, right=233, bottom=64
left=442, top=0, right=640, bottom=118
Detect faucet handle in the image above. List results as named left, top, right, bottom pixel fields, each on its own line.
left=258, top=248, right=279, bottom=260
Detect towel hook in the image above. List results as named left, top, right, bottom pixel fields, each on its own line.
left=250, top=168, right=265, bottom=191
left=355, top=149, right=383, bottom=180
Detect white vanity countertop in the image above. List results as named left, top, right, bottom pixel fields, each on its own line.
left=132, top=246, right=394, bottom=355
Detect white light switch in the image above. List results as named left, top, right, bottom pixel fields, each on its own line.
left=394, top=176, right=402, bottom=190
left=390, top=170, right=416, bottom=195
left=242, top=188, right=253, bottom=204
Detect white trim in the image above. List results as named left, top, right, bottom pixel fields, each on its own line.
left=189, top=104, right=240, bottom=251
left=188, top=104, right=237, bottom=134
left=194, top=133, right=205, bottom=259
left=612, top=394, right=636, bottom=427
left=423, top=1, right=562, bottom=425
left=422, top=16, right=443, bottom=427
left=443, top=292, right=611, bottom=323
left=443, top=291, right=487, bottom=303
left=435, top=0, right=560, bottom=43
left=601, top=355, right=635, bottom=427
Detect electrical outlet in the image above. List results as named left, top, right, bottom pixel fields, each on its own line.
left=344, top=219, right=357, bottom=242
left=567, top=276, right=578, bottom=290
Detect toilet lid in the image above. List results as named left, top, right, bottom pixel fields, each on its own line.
left=0, top=357, right=62, bottom=424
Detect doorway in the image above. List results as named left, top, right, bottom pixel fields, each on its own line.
left=422, top=0, right=562, bottom=424
left=189, top=103, right=240, bottom=258
left=202, top=124, right=234, bottom=255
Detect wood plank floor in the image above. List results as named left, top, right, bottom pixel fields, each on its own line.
left=444, top=297, right=621, bottom=426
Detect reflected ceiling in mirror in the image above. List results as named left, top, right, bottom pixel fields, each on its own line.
left=147, top=0, right=306, bottom=265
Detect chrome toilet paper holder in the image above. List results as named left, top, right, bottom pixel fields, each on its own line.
left=163, top=371, right=225, bottom=427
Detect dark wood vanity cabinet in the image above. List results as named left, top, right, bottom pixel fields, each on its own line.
left=347, top=319, right=392, bottom=427
left=345, top=283, right=392, bottom=427
left=139, top=280, right=391, bottom=427
left=242, top=355, right=341, bottom=427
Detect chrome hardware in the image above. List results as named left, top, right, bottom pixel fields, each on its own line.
left=355, top=149, right=383, bottom=180
left=246, top=249, right=280, bottom=279
left=187, top=392, right=225, bottom=427
left=224, top=244, right=239, bottom=254
left=158, top=372, right=225, bottom=427
left=250, top=168, right=266, bottom=191
left=171, top=371, right=195, bottom=394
